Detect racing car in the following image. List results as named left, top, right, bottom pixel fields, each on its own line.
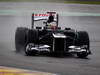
left=15, top=12, right=91, bottom=58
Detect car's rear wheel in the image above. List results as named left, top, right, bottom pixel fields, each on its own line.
left=15, top=27, right=28, bottom=52
left=76, top=31, right=90, bottom=58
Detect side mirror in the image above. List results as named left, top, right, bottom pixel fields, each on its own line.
left=43, top=21, right=47, bottom=24
left=36, top=27, right=42, bottom=29
left=65, top=28, right=71, bottom=30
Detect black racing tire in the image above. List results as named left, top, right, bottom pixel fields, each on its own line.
left=15, top=27, right=28, bottom=52
left=76, top=31, right=90, bottom=58
left=77, top=51, right=88, bottom=58
left=25, top=29, right=38, bottom=56
left=76, top=31, right=90, bottom=50
left=26, top=29, right=38, bottom=44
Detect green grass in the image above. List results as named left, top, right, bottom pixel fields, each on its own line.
left=0, top=0, right=100, bottom=5
left=64, top=1, right=100, bottom=5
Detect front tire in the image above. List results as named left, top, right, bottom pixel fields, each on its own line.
left=25, top=43, right=38, bottom=56
left=15, top=27, right=28, bottom=52
left=76, top=31, right=90, bottom=58
left=25, top=29, right=38, bottom=56
left=77, top=51, right=88, bottom=58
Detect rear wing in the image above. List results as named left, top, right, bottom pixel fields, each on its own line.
left=32, top=12, right=59, bottom=29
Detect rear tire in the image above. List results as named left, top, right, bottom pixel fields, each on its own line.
left=76, top=31, right=90, bottom=58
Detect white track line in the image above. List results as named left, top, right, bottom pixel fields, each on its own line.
left=0, top=10, right=100, bottom=16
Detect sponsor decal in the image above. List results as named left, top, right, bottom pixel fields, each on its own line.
left=33, top=14, right=50, bottom=17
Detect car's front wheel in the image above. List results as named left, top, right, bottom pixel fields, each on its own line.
left=76, top=31, right=91, bottom=58
left=25, top=43, right=38, bottom=56
left=77, top=51, right=88, bottom=58
left=25, top=29, right=38, bottom=56
left=15, top=27, right=28, bottom=52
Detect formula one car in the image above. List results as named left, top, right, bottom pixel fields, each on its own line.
left=15, top=12, right=91, bottom=58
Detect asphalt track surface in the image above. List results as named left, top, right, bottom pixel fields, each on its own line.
left=0, top=2, right=100, bottom=75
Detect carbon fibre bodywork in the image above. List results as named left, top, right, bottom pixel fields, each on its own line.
left=15, top=12, right=91, bottom=58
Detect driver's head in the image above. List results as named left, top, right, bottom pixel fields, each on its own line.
left=47, top=13, right=54, bottom=23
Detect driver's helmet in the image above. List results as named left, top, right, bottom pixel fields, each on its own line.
left=46, top=13, right=57, bottom=30
left=47, top=13, right=54, bottom=23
